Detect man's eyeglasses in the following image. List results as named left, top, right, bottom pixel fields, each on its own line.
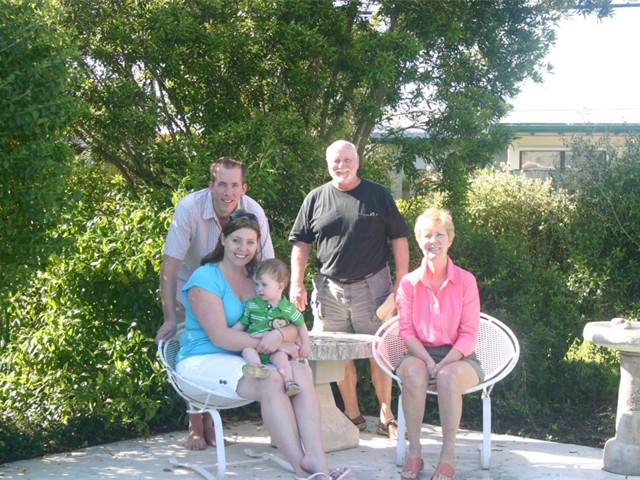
left=229, top=211, right=259, bottom=223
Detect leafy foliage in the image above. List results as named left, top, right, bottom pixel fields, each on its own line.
left=458, top=168, right=619, bottom=428
left=554, top=132, right=640, bottom=318
left=0, top=168, right=180, bottom=463
left=60, top=0, right=610, bottom=208
left=1, top=0, right=624, bottom=464
left=0, top=0, right=80, bottom=312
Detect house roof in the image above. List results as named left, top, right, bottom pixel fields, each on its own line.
left=496, top=123, right=640, bottom=135
left=371, top=123, right=640, bottom=143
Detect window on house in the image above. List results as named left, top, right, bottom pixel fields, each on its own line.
left=520, top=150, right=575, bottom=171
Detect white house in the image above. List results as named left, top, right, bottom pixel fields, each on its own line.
left=378, top=122, right=640, bottom=197
left=496, top=122, right=640, bottom=179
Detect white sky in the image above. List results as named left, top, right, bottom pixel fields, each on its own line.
left=505, top=6, right=640, bottom=124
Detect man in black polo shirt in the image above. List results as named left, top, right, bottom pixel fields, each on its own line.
left=289, top=139, right=410, bottom=439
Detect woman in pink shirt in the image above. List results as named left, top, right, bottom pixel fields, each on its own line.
left=395, top=209, right=484, bottom=480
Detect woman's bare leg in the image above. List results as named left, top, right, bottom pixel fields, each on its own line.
left=397, top=357, right=429, bottom=459
left=186, top=413, right=208, bottom=450
left=433, top=362, right=479, bottom=479
left=237, top=369, right=308, bottom=477
left=289, top=361, right=330, bottom=474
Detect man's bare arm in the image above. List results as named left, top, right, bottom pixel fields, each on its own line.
left=156, top=255, right=182, bottom=343
left=391, top=237, right=410, bottom=293
left=290, top=241, right=311, bottom=311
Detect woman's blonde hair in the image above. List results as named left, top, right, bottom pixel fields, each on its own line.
left=414, top=208, right=455, bottom=241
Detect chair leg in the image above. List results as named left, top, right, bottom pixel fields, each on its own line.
left=209, top=408, right=227, bottom=479
left=186, top=408, right=293, bottom=480
left=481, top=393, right=491, bottom=469
left=396, top=393, right=407, bottom=466
left=169, top=457, right=217, bottom=480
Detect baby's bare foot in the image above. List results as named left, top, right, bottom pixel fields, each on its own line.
left=242, top=363, right=270, bottom=379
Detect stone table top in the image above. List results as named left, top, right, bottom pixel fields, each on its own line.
left=309, top=331, right=374, bottom=361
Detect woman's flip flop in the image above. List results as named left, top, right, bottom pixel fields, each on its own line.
left=400, top=457, right=424, bottom=480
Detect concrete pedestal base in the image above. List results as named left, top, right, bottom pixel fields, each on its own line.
left=602, top=351, right=640, bottom=476
left=307, top=332, right=374, bottom=452
left=309, top=359, right=360, bottom=452
left=583, top=321, right=640, bottom=476
left=603, top=437, right=640, bottom=475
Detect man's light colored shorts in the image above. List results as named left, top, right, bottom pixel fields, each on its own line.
left=175, top=353, right=250, bottom=407
left=310, top=266, right=392, bottom=335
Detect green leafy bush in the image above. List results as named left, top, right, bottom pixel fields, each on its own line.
left=0, top=168, right=180, bottom=463
left=464, top=169, right=623, bottom=432
left=555, top=133, right=640, bottom=319
left=0, top=0, right=80, bottom=329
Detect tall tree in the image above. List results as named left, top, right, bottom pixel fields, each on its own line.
left=0, top=0, right=79, bottom=311
left=62, top=0, right=611, bottom=209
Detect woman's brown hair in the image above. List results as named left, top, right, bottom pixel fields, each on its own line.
left=200, top=212, right=261, bottom=270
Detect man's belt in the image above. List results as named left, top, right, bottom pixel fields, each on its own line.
left=325, top=265, right=386, bottom=285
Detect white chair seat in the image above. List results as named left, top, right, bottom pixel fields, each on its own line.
left=372, top=313, right=520, bottom=469
left=158, top=325, right=291, bottom=479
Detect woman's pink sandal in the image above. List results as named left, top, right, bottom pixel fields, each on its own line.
left=400, top=457, right=424, bottom=480
left=329, top=467, right=350, bottom=480
left=431, top=462, right=455, bottom=480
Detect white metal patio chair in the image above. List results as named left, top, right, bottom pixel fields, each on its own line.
left=158, top=325, right=293, bottom=480
left=372, top=313, right=520, bottom=469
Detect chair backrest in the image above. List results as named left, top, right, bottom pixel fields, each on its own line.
left=465, top=313, right=520, bottom=394
left=159, top=329, right=182, bottom=372
left=372, top=318, right=405, bottom=382
left=158, top=325, right=253, bottom=411
left=372, top=313, right=520, bottom=394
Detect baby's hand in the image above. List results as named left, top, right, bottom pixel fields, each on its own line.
left=298, top=343, right=311, bottom=359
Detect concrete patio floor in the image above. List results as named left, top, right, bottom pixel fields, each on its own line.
left=0, top=416, right=638, bottom=480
